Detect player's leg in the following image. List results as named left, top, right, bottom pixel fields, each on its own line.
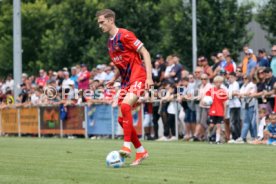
left=121, top=92, right=149, bottom=165
left=119, top=92, right=141, bottom=156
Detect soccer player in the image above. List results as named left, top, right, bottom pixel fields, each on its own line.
left=96, top=9, right=153, bottom=166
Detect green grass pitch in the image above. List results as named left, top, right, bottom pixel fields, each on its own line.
left=0, top=137, right=275, bottom=184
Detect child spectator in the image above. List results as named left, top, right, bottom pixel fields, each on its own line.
left=206, top=76, right=228, bottom=144
left=265, top=113, right=276, bottom=145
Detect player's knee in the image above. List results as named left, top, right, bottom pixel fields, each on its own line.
left=121, top=103, right=132, bottom=116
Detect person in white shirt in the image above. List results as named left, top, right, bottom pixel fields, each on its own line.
left=104, top=66, right=114, bottom=82
left=62, top=71, right=75, bottom=99
left=94, top=65, right=107, bottom=84
left=235, top=76, right=257, bottom=143
left=164, top=55, right=175, bottom=80
left=227, top=72, right=242, bottom=143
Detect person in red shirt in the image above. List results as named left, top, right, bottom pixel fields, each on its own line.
left=224, top=55, right=234, bottom=73
left=78, top=64, right=91, bottom=90
left=205, top=76, right=228, bottom=143
left=35, top=69, right=49, bottom=87
left=96, top=9, right=153, bottom=166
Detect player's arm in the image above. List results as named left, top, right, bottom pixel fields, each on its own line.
left=139, top=46, right=154, bottom=89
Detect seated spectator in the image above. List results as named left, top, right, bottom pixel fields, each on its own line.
left=257, top=49, right=270, bottom=67
left=265, top=112, right=276, bottom=145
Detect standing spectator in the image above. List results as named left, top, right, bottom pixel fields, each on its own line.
left=157, top=81, right=170, bottom=141
left=263, top=67, right=276, bottom=112
left=35, top=69, right=49, bottom=87
left=213, top=53, right=226, bottom=77
left=2, top=74, right=14, bottom=93
left=94, top=65, right=107, bottom=84
left=156, top=54, right=166, bottom=82
left=224, top=55, right=235, bottom=73
left=56, top=70, right=64, bottom=88
left=78, top=64, right=91, bottom=90
left=70, top=67, right=79, bottom=89
left=236, top=76, right=257, bottom=143
left=211, top=52, right=219, bottom=72
left=198, top=56, right=213, bottom=79
left=192, top=73, right=212, bottom=141
left=152, top=61, right=161, bottom=89
left=16, top=83, right=29, bottom=104
left=228, top=72, right=242, bottom=142
left=22, top=73, right=31, bottom=89
left=222, top=48, right=236, bottom=71
left=183, top=75, right=196, bottom=140
left=206, top=76, right=228, bottom=144
left=104, top=66, right=114, bottom=82
left=270, top=45, right=276, bottom=76
left=257, top=49, right=270, bottom=67
left=251, top=67, right=268, bottom=112
left=169, top=55, right=182, bottom=83
left=241, top=45, right=257, bottom=75
left=246, top=49, right=257, bottom=78
left=235, top=67, right=244, bottom=87
left=164, top=55, right=175, bottom=81
left=62, top=71, right=75, bottom=100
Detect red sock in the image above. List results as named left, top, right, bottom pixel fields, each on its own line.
left=118, top=117, right=123, bottom=127
left=121, top=103, right=141, bottom=148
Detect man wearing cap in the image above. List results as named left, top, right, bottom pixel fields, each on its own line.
left=78, top=64, right=91, bottom=90
left=241, top=45, right=257, bottom=75
left=257, top=49, right=269, bottom=67
left=246, top=49, right=257, bottom=77
left=94, top=65, right=107, bottom=85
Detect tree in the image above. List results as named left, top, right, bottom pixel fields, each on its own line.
left=195, top=0, right=253, bottom=63
left=256, top=0, right=276, bottom=44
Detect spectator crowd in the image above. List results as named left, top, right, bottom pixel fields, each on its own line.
left=1, top=44, right=276, bottom=145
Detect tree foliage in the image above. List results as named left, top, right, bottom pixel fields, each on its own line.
left=256, top=0, right=276, bottom=44
left=0, top=0, right=254, bottom=77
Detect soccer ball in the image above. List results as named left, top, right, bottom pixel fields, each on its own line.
left=203, top=96, right=213, bottom=106
left=106, top=151, right=125, bottom=168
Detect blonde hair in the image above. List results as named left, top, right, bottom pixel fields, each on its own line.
left=213, top=76, right=224, bottom=83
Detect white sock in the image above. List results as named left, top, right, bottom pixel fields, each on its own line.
left=123, top=142, right=131, bottom=149
left=136, top=146, right=145, bottom=153
left=216, top=133, right=220, bottom=142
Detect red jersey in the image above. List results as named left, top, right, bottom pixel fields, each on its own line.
left=108, top=28, right=146, bottom=88
left=224, top=63, right=234, bottom=73
left=206, top=87, right=228, bottom=117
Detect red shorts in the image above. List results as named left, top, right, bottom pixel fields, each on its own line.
left=118, top=81, right=145, bottom=106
